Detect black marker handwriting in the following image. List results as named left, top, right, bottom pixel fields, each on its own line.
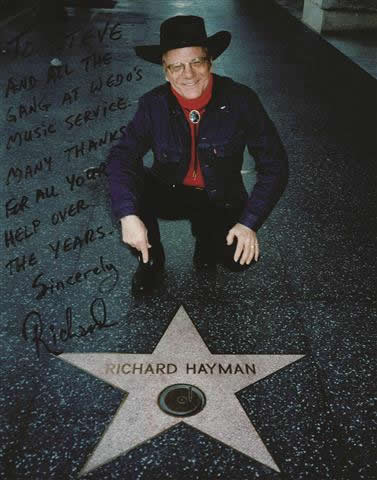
left=80, top=52, right=112, bottom=72
left=46, top=63, right=75, bottom=84
left=64, top=125, right=126, bottom=160
left=2, top=184, right=60, bottom=224
left=5, top=252, right=38, bottom=276
left=6, top=122, right=57, bottom=150
left=50, top=198, right=91, bottom=225
left=32, top=256, right=119, bottom=300
left=65, top=163, right=107, bottom=191
left=22, top=297, right=118, bottom=358
left=89, top=67, right=143, bottom=94
left=4, top=75, right=37, bottom=98
left=5, top=195, right=30, bottom=218
left=64, top=96, right=130, bottom=130
left=5, top=156, right=53, bottom=186
left=35, top=185, right=59, bottom=203
left=61, top=87, right=80, bottom=106
left=47, top=226, right=110, bottom=259
left=4, top=20, right=122, bottom=62
left=4, top=219, right=41, bottom=249
left=6, top=95, right=51, bottom=123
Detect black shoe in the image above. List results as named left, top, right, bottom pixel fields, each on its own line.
left=131, top=243, right=165, bottom=296
left=193, top=239, right=217, bottom=270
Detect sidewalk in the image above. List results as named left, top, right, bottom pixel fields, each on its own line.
left=274, top=0, right=377, bottom=78
left=0, top=1, right=375, bottom=479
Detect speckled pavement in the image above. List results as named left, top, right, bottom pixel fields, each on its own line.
left=1, top=1, right=375, bottom=479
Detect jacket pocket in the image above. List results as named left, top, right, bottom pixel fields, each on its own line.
left=151, top=144, right=185, bottom=184
left=213, top=129, right=246, bottom=158
left=153, top=144, right=181, bottom=164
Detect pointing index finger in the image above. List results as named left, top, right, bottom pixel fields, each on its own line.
left=141, top=245, right=149, bottom=263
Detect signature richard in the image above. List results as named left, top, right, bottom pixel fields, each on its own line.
left=22, top=297, right=118, bottom=358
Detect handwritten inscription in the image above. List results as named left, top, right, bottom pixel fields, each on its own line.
left=4, top=18, right=142, bottom=360
left=61, top=87, right=80, bottom=106
left=5, top=156, right=53, bottom=185
left=5, top=196, right=30, bottom=218
left=4, top=219, right=41, bottom=249
left=35, top=185, right=59, bottom=203
left=32, top=256, right=119, bottom=300
left=4, top=75, right=37, bottom=98
left=22, top=297, right=118, bottom=358
left=6, top=122, right=57, bottom=150
left=65, top=163, right=107, bottom=191
left=48, top=225, right=109, bottom=259
left=6, top=95, right=51, bottom=122
left=46, top=63, right=75, bottom=84
left=64, top=126, right=126, bottom=160
left=4, top=47, right=139, bottom=151
left=64, top=97, right=130, bottom=130
left=80, top=52, right=112, bottom=72
left=89, top=67, right=143, bottom=94
left=50, top=199, right=91, bottom=225
left=3, top=21, right=122, bottom=62
left=5, top=253, right=38, bottom=276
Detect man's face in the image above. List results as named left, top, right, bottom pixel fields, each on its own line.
left=163, top=46, right=212, bottom=99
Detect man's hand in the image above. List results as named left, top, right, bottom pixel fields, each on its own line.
left=120, top=215, right=151, bottom=263
left=226, top=223, right=259, bottom=265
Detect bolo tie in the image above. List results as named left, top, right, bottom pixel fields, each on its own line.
left=187, top=109, right=201, bottom=179
left=189, top=109, right=200, bottom=124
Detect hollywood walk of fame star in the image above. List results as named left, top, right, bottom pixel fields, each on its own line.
left=59, top=306, right=305, bottom=476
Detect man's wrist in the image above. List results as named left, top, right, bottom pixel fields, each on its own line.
left=120, top=214, right=139, bottom=223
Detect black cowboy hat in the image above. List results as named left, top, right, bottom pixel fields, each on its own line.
left=134, top=15, right=231, bottom=65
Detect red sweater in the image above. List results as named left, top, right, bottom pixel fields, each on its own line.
left=171, top=74, right=213, bottom=187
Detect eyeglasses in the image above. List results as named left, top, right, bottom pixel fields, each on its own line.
left=164, top=56, right=210, bottom=74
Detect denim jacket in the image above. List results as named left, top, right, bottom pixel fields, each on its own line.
left=107, top=74, right=288, bottom=231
